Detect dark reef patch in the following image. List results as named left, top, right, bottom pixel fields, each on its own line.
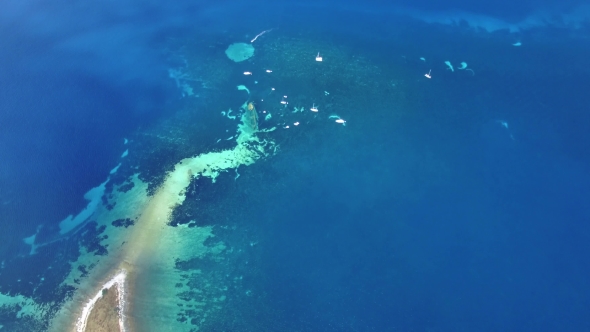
left=77, top=221, right=108, bottom=256
left=111, top=218, right=135, bottom=228
left=117, top=181, right=135, bottom=193
left=168, top=170, right=238, bottom=227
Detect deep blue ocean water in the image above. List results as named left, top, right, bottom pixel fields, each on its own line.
left=1, top=0, right=589, bottom=330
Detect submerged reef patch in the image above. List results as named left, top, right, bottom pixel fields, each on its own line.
left=111, top=218, right=135, bottom=228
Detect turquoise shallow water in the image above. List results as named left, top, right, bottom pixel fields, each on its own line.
left=1, top=1, right=589, bottom=331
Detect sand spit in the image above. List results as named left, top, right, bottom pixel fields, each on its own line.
left=76, top=272, right=126, bottom=332
left=84, top=287, right=120, bottom=332
left=50, top=112, right=276, bottom=331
